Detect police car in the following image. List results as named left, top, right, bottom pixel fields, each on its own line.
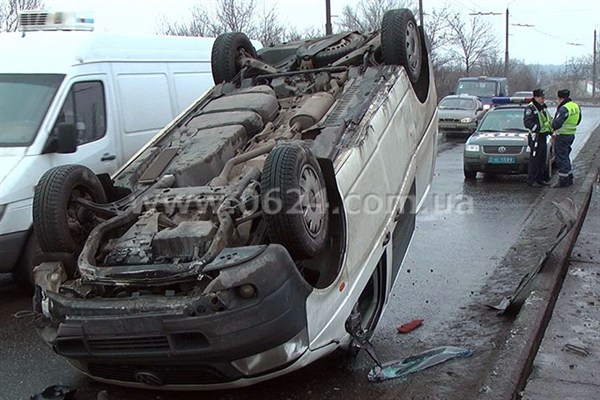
left=463, top=97, right=554, bottom=179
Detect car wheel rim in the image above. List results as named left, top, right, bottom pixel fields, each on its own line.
left=406, top=20, right=421, bottom=74
left=300, top=165, right=326, bottom=238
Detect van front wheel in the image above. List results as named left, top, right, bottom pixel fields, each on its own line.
left=33, top=164, right=107, bottom=254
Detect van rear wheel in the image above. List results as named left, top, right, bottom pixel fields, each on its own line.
left=381, top=9, right=422, bottom=83
left=211, top=32, right=257, bottom=84
left=33, top=164, right=107, bottom=253
left=261, top=143, right=329, bottom=259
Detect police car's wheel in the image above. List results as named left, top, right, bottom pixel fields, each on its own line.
left=33, top=165, right=107, bottom=253
left=261, top=143, right=329, bottom=259
left=211, top=32, right=257, bottom=84
left=381, top=8, right=422, bottom=83
left=464, top=166, right=477, bottom=180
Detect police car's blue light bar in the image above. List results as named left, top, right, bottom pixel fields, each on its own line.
left=491, top=96, right=532, bottom=105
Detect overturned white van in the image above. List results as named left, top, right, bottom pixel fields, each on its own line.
left=0, top=11, right=220, bottom=282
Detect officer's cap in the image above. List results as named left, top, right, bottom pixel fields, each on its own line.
left=557, top=89, right=570, bottom=98
left=532, top=88, right=545, bottom=97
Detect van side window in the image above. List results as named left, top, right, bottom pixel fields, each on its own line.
left=54, top=81, right=106, bottom=145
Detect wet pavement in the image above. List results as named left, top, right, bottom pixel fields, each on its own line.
left=1, top=108, right=599, bottom=400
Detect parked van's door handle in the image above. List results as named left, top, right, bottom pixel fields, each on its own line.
left=101, top=153, right=116, bottom=161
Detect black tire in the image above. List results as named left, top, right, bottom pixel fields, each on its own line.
left=211, top=32, right=257, bottom=84
left=464, top=166, right=477, bottom=180
left=33, top=164, right=107, bottom=253
left=311, top=33, right=365, bottom=67
left=261, top=144, right=329, bottom=259
left=381, top=8, right=422, bottom=83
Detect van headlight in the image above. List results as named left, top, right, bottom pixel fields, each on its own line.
left=465, top=144, right=480, bottom=152
left=461, top=117, right=473, bottom=123
left=231, top=329, right=308, bottom=376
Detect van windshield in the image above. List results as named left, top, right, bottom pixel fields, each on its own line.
left=0, top=74, right=64, bottom=147
left=456, top=81, right=498, bottom=97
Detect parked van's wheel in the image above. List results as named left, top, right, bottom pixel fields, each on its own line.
left=261, top=143, right=329, bottom=259
left=381, top=9, right=422, bottom=83
left=211, top=32, right=257, bottom=84
left=33, top=165, right=107, bottom=253
left=13, top=234, right=43, bottom=287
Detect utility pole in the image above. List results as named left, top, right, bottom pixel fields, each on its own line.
left=593, top=29, right=597, bottom=99
left=325, top=0, right=332, bottom=35
left=419, top=0, right=424, bottom=27
left=504, top=8, right=509, bottom=77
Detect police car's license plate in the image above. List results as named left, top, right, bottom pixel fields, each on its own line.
left=488, top=156, right=516, bottom=164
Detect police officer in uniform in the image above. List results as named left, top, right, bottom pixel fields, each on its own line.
left=523, top=88, right=553, bottom=187
left=551, top=89, right=581, bottom=187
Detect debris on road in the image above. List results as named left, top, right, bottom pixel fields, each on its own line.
left=30, top=385, right=76, bottom=400
left=367, top=346, right=473, bottom=382
left=563, top=343, right=590, bottom=357
left=397, top=319, right=424, bottom=333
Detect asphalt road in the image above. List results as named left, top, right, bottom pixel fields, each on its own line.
left=1, top=108, right=599, bottom=400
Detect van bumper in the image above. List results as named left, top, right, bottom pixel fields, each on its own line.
left=0, top=230, right=28, bottom=273
left=35, top=244, right=313, bottom=388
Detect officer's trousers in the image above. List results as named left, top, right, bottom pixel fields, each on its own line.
left=555, top=134, right=575, bottom=185
left=527, top=133, right=547, bottom=185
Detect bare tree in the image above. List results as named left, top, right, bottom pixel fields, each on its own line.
left=446, top=13, right=498, bottom=75
left=0, top=0, right=44, bottom=32
left=336, top=0, right=414, bottom=32
left=551, top=55, right=594, bottom=97
left=158, top=0, right=288, bottom=47
left=254, top=2, right=286, bottom=46
left=284, top=26, right=324, bottom=42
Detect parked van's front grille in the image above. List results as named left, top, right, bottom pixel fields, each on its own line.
left=19, top=12, right=48, bottom=27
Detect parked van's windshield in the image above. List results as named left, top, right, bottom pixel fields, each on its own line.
left=456, top=81, right=498, bottom=97
left=0, top=74, right=64, bottom=147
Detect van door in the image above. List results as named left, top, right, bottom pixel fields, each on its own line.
left=48, top=78, right=118, bottom=174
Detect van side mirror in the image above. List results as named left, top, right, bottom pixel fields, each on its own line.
left=56, top=122, right=77, bottom=154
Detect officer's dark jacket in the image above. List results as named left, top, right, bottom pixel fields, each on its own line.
left=551, top=98, right=582, bottom=131
left=523, top=99, right=550, bottom=133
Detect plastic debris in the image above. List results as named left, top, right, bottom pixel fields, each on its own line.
left=367, top=346, right=473, bottom=382
left=397, top=319, right=424, bottom=334
left=30, top=385, right=76, bottom=400
left=563, top=343, right=590, bottom=357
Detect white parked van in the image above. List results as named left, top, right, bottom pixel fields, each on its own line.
left=0, top=11, right=218, bottom=281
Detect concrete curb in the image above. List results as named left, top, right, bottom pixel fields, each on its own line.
left=477, top=165, right=600, bottom=400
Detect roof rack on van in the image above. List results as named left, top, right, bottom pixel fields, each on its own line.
left=18, top=10, right=94, bottom=32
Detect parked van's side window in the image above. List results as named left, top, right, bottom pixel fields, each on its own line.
left=55, top=81, right=106, bottom=145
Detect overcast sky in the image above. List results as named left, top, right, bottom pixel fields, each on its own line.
left=44, top=0, right=599, bottom=65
